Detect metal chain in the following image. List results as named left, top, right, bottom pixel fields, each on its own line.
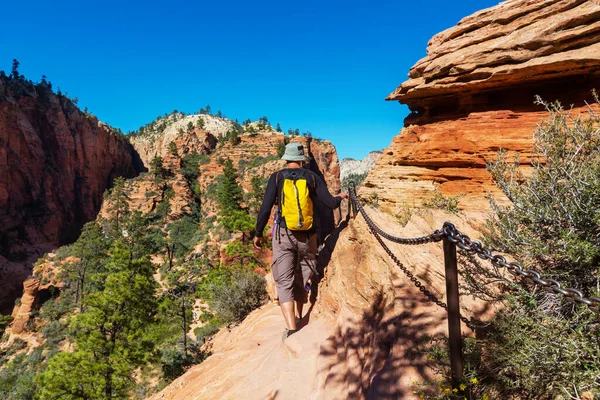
left=349, top=185, right=479, bottom=328
left=442, top=222, right=600, bottom=314
left=348, top=183, right=600, bottom=316
left=349, top=183, right=445, bottom=245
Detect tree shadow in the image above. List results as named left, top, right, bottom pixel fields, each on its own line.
left=316, top=280, right=449, bottom=399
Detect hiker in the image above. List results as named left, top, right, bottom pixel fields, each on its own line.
left=253, top=142, right=347, bottom=341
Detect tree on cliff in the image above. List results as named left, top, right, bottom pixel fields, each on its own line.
left=216, top=158, right=243, bottom=216
left=65, top=222, right=109, bottom=312
left=150, top=156, right=167, bottom=181
left=37, top=244, right=159, bottom=400
left=106, top=177, right=129, bottom=232
left=10, top=59, right=20, bottom=80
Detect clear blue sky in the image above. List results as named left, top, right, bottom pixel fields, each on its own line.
left=1, top=0, right=499, bottom=160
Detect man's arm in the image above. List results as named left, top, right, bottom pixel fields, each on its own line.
left=254, top=172, right=278, bottom=238
left=313, top=172, right=347, bottom=209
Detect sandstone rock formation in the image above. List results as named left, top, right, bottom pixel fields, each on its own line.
left=366, top=0, right=600, bottom=215
left=0, top=77, right=138, bottom=314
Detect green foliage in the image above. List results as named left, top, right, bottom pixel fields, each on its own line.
left=459, top=94, right=600, bottom=399
left=341, top=172, right=367, bottom=190
left=38, top=243, right=160, bottom=400
left=150, top=156, right=167, bottom=180
left=422, top=187, right=460, bottom=213
left=0, top=314, right=13, bottom=335
left=168, top=141, right=178, bottom=156
left=194, top=323, right=220, bottom=343
left=205, top=271, right=266, bottom=324
left=276, top=122, right=282, bottom=132
left=276, top=136, right=290, bottom=157
left=106, top=176, right=130, bottom=231
left=196, top=117, right=205, bottom=129
left=216, top=158, right=243, bottom=216
left=180, top=152, right=208, bottom=182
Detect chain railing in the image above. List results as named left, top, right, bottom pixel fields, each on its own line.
left=347, top=183, right=600, bottom=381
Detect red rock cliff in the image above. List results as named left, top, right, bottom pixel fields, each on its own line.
left=363, top=0, right=600, bottom=214
left=0, top=77, right=138, bottom=314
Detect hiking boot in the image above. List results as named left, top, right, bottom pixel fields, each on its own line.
left=282, top=328, right=297, bottom=342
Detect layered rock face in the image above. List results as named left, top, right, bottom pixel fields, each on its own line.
left=364, top=0, right=600, bottom=214
left=0, top=78, right=138, bottom=314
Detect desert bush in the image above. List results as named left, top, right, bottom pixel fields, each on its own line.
left=458, top=95, right=600, bottom=399
left=194, top=323, right=220, bottom=343
left=422, top=187, right=460, bottom=213
left=206, top=271, right=266, bottom=323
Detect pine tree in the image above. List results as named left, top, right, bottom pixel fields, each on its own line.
left=38, top=244, right=159, bottom=400
left=216, top=159, right=243, bottom=216
left=66, top=222, right=109, bottom=312
left=276, top=123, right=282, bottom=132
left=106, top=177, right=129, bottom=232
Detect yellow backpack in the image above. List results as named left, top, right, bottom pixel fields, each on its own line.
left=277, top=169, right=316, bottom=231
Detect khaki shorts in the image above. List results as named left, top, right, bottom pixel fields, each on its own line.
left=271, top=227, right=317, bottom=304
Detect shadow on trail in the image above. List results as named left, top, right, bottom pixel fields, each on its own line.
left=316, top=278, right=447, bottom=399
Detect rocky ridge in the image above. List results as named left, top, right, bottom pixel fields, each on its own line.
left=0, top=76, right=138, bottom=314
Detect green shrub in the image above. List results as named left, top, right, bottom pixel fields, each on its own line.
left=207, top=271, right=266, bottom=323
left=459, top=94, right=600, bottom=399
left=422, top=188, right=460, bottom=213
left=194, top=323, right=220, bottom=343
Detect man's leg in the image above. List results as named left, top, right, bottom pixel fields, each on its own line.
left=295, top=233, right=317, bottom=321
left=272, top=228, right=298, bottom=331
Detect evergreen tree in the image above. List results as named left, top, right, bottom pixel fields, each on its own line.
left=168, top=141, right=178, bottom=156
left=150, top=156, right=167, bottom=180
left=216, top=110, right=222, bottom=118
left=38, top=244, right=159, bottom=400
left=10, top=59, right=20, bottom=80
left=276, top=123, right=282, bottom=132
left=196, top=117, right=205, bottom=129
left=205, top=104, right=212, bottom=115
left=106, top=177, right=129, bottom=232
left=66, top=222, right=110, bottom=311
left=216, top=159, right=243, bottom=216
left=187, top=121, right=194, bottom=131
left=163, top=262, right=202, bottom=357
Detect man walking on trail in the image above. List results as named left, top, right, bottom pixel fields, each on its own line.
left=253, top=142, right=347, bottom=341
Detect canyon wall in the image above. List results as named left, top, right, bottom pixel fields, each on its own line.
left=362, top=0, right=600, bottom=214
left=0, top=78, right=138, bottom=314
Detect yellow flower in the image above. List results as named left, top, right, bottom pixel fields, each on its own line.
left=419, top=395, right=424, bottom=400
left=453, top=388, right=458, bottom=393
left=471, top=377, right=479, bottom=384
left=459, top=384, right=466, bottom=391
left=444, top=388, right=451, bottom=395
left=482, top=394, right=489, bottom=400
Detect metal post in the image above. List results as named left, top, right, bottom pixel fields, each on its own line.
left=443, top=237, right=463, bottom=382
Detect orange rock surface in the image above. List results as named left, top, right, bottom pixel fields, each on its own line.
left=0, top=79, right=137, bottom=313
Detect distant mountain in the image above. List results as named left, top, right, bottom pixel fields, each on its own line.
left=339, top=151, right=383, bottom=188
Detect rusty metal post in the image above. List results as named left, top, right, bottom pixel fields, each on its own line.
left=443, top=236, right=463, bottom=382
